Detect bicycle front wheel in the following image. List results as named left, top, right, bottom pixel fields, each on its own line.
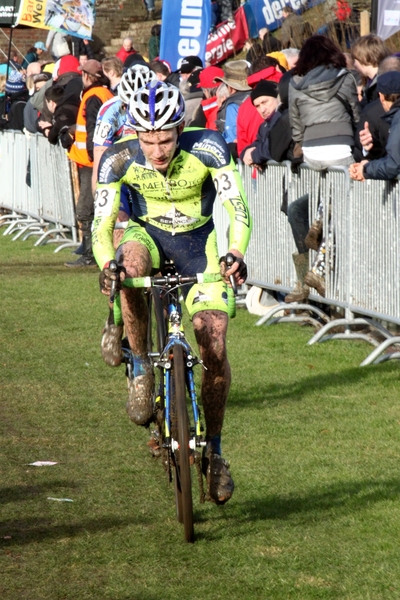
left=172, top=343, right=194, bottom=543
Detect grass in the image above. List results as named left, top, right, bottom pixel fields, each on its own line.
left=1, top=233, right=400, bottom=599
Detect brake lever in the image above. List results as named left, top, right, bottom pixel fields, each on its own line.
left=109, top=259, right=118, bottom=303
left=225, top=253, right=238, bottom=296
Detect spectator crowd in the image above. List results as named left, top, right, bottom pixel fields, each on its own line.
left=0, top=1, right=399, bottom=298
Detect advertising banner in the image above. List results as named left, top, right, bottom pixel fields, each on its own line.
left=0, top=0, right=22, bottom=25
left=247, top=0, right=322, bottom=33
left=377, top=0, right=400, bottom=40
left=16, top=0, right=95, bottom=39
left=205, top=5, right=249, bottom=65
left=159, top=0, right=211, bottom=72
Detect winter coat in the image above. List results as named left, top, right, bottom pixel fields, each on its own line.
left=361, top=74, right=378, bottom=109
left=116, top=47, right=136, bottom=64
left=47, top=87, right=80, bottom=146
left=236, top=97, right=264, bottom=156
left=353, top=99, right=389, bottom=162
left=289, top=65, right=360, bottom=148
left=21, top=51, right=38, bottom=69
left=363, top=100, right=400, bottom=180
left=216, top=92, right=250, bottom=143
left=240, top=107, right=293, bottom=165
left=281, top=13, right=304, bottom=49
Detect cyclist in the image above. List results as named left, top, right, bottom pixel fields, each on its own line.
left=92, top=81, right=252, bottom=505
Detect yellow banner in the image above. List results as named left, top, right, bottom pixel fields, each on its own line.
left=16, top=0, right=94, bottom=38
left=17, top=0, right=50, bottom=30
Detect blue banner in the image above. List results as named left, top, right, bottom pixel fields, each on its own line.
left=247, top=0, right=322, bottom=33
left=159, top=0, right=211, bottom=72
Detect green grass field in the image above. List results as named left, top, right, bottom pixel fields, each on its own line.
left=1, top=233, right=400, bottom=599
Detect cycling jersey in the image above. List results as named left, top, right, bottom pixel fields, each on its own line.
left=93, top=96, right=136, bottom=147
left=92, top=127, right=252, bottom=270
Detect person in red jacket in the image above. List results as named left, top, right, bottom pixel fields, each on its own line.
left=116, top=37, right=136, bottom=64
left=236, top=56, right=283, bottom=157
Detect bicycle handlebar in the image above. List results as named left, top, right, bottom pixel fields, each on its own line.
left=122, top=272, right=223, bottom=289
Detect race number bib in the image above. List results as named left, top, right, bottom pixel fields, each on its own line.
left=94, top=188, right=117, bottom=217
left=213, top=171, right=240, bottom=203
left=93, top=121, right=112, bottom=145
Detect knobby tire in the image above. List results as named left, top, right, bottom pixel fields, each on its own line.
left=172, top=343, right=194, bottom=543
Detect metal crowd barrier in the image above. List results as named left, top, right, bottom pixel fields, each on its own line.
left=226, top=163, right=400, bottom=366
left=0, top=131, right=78, bottom=250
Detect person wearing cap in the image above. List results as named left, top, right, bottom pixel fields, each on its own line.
left=240, top=80, right=285, bottom=166
left=21, top=42, right=47, bottom=69
left=190, top=65, right=224, bottom=130
left=350, top=71, right=400, bottom=181
left=116, top=37, right=137, bottom=65
left=179, top=55, right=203, bottom=82
left=165, top=55, right=203, bottom=89
left=65, top=60, right=113, bottom=268
left=214, top=59, right=251, bottom=160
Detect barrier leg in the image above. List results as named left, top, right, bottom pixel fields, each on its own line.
left=307, top=317, right=393, bottom=347
left=256, top=302, right=330, bottom=329
left=360, top=337, right=400, bottom=366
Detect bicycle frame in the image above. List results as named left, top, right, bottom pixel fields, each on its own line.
left=153, top=284, right=205, bottom=452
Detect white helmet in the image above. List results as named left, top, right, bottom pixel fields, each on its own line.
left=127, top=81, right=186, bottom=132
left=118, top=65, right=156, bottom=104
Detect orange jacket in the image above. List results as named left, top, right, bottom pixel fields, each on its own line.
left=68, top=85, right=113, bottom=167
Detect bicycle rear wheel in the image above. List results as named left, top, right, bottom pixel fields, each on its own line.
left=171, top=343, right=194, bottom=543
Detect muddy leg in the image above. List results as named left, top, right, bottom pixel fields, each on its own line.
left=192, top=310, right=230, bottom=441
left=117, top=241, right=151, bottom=355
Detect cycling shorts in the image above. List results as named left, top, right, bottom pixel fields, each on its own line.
left=119, top=219, right=229, bottom=318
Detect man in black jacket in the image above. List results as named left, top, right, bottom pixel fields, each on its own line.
left=240, top=80, right=292, bottom=166
left=39, top=85, right=79, bottom=148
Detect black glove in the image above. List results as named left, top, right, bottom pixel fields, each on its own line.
left=220, top=253, right=248, bottom=282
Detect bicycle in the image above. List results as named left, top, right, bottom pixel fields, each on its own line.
left=108, top=257, right=236, bottom=543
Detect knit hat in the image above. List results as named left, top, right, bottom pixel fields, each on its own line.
left=179, top=55, right=203, bottom=74
left=377, top=71, right=400, bottom=95
left=5, top=70, right=26, bottom=95
left=250, top=80, right=279, bottom=103
left=213, top=60, right=251, bottom=92
left=197, top=66, right=224, bottom=88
